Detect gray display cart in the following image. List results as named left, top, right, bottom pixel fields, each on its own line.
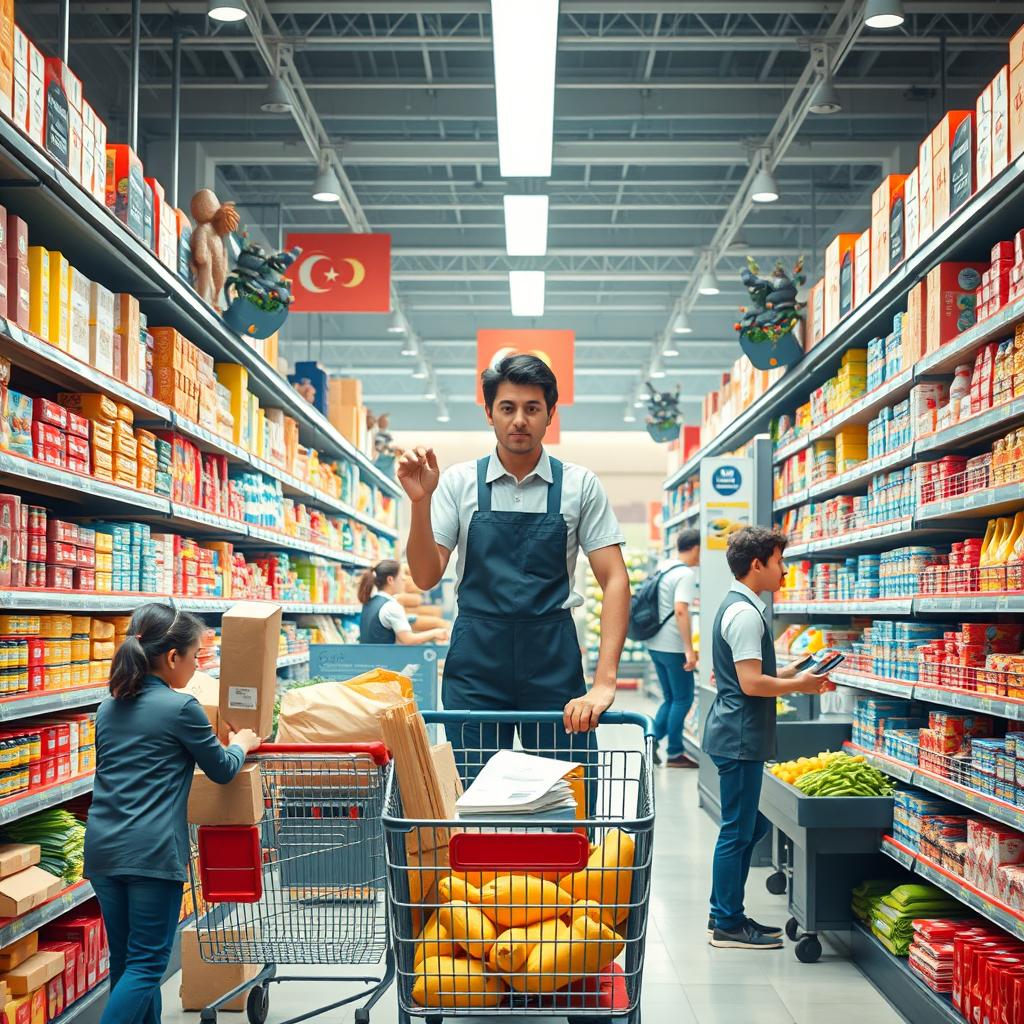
left=758, top=770, right=894, bottom=962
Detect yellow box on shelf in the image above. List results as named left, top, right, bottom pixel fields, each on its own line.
left=47, top=250, right=70, bottom=352
left=26, top=245, right=48, bottom=342
left=215, top=362, right=249, bottom=448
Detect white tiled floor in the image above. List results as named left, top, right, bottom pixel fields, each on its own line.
left=159, top=693, right=907, bottom=1023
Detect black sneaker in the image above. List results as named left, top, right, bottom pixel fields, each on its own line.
left=709, top=921, right=783, bottom=949
left=707, top=916, right=783, bottom=939
left=652, top=746, right=662, bottom=766
left=665, top=754, right=698, bottom=768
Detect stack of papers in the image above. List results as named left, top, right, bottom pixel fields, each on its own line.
left=456, top=751, right=580, bottom=817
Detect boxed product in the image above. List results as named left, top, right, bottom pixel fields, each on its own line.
left=0, top=949, right=63, bottom=996
left=105, top=144, right=145, bottom=239
left=217, top=602, right=282, bottom=738
left=42, top=59, right=78, bottom=174
left=854, top=228, right=872, bottom=309
left=926, top=262, right=986, bottom=353
left=824, top=233, right=858, bottom=334
left=872, top=174, right=907, bottom=287
left=807, top=278, right=824, bottom=351
left=25, top=246, right=47, bottom=342
left=1011, top=25, right=1024, bottom=163
left=67, top=268, right=90, bottom=363
left=0, top=934, right=36, bottom=973
left=5, top=213, right=27, bottom=331
left=46, top=251, right=69, bottom=352
left=0, top=866, right=62, bottom=917
left=933, top=110, right=975, bottom=222
left=0, top=0, right=11, bottom=121
left=187, top=762, right=263, bottom=826
left=0, top=845, right=39, bottom=880
left=179, top=927, right=258, bottom=1012
left=904, top=167, right=920, bottom=257
left=992, top=65, right=1011, bottom=178
left=87, top=282, right=113, bottom=375
left=920, top=129, right=936, bottom=244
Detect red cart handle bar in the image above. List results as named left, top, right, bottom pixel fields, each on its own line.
left=247, top=742, right=390, bottom=766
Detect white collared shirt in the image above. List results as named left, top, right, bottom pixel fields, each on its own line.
left=720, top=580, right=769, bottom=663
left=431, top=448, right=624, bottom=609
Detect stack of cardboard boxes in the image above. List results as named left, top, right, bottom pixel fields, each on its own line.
left=152, top=327, right=200, bottom=422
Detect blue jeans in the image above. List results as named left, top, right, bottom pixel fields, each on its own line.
left=91, top=875, right=183, bottom=1024
left=709, top=756, right=771, bottom=932
left=648, top=649, right=694, bottom=758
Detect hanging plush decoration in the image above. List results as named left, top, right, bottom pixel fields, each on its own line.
left=735, top=256, right=806, bottom=370
left=222, top=235, right=303, bottom=339
left=189, top=188, right=240, bottom=312
left=644, top=382, right=682, bottom=443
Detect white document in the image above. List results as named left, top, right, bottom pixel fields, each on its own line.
left=456, top=750, right=581, bottom=814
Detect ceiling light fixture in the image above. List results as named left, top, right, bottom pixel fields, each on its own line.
left=388, top=310, right=406, bottom=334
left=491, top=0, right=558, bottom=177
left=633, top=398, right=646, bottom=408
left=411, top=366, right=428, bottom=380
left=650, top=366, right=667, bottom=380
left=399, top=343, right=418, bottom=358
left=436, top=406, right=451, bottom=424
left=809, top=72, right=842, bottom=115
left=864, top=0, right=905, bottom=28
left=260, top=76, right=292, bottom=114
left=207, top=0, right=247, bottom=21
left=662, top=344, right=680, bottom=358
left=750, top=165, right=780, bottom=204
left=311, top=160, right=341, bottom=203
left=424, top=389, right=437, bottom=401
left=699, top=267, right=721, bottom=296
left=672, top=311, right=693, bottom=334
left=509, top=270, right=545, bottom=317
left=623, top=412, right=637, bottom=423
left=503, top=195, right=550, bottom=256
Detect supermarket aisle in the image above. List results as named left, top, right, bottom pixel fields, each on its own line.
left=160, top=692, right=904, bottom=1024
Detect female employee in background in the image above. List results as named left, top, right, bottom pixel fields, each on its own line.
left=358, top=558, right=450, bottom=645
left=84, top=604, right=261, bottom=1024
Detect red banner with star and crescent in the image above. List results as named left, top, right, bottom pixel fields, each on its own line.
left=284, top=233, right=392, bottom=313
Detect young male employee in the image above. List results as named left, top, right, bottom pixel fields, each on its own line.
left=703, top=525, right=832, bottom=950
left=398, top=354, right=629, bottom=769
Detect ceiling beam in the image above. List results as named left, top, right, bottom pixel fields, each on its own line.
left=364, top=394, right=706, bottom=404
left=203, top=139, right=895, bottom=168
left=344, top=366, right=723, bottom=377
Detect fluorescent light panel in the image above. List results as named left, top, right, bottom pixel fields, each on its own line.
left=503, top=195, right=549, bottom=256
left=491, top=0, right=558, bottom=177
left=509, top=270, right=545, bottom=316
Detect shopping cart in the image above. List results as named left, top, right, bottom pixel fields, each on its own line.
left=383, top=710, right=655, bottom=1024
left=187, top=743, right=396, bottom=1024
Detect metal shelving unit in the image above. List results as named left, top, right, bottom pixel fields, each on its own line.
left=0, top=687, right=107, bottom=723
left=0, top=774, right=95, bottom=827
left=0, top=880, right=95, bottom=948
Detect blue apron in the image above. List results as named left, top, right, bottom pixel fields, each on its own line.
left=359, top=594, right=396, bottom=644
left=442, top=455, right=596, bottom=786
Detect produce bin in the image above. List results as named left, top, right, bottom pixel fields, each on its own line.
left=759, top=769, right=893, bottom=962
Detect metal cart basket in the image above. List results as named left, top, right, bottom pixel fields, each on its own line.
left=383, top=710, right=655, bottom=1024
left=187, top=743, right=396, bottom=1024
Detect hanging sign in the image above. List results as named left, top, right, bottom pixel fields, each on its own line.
left=284, top=232, right=391, bottom=313
left=476, top=329, right=575, bottom=405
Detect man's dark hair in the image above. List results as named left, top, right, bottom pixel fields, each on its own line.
left=726, top=526, right=788, bottom=579
left=676, top=528, right=700, bottom=554
left=481, top=354, right=558, bottom=411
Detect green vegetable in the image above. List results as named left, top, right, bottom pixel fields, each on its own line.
left=792, top=755, right=894, bottom=797
left=2, top=809, right=86, bottom=883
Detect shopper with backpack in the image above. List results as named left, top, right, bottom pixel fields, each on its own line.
left=643, top=528, right=700, bottom=767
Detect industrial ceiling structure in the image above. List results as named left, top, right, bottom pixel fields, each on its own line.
left=20, top=0, right=1022, bottom=431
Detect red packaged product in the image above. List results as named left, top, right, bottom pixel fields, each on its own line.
left=65, top=433, right=88, bottom=462
left=66, top=457, right=89, bottom=477
left=45, top=541, right=77, bottom=567
left=26, top=534, right=44, bottom=563
left=31, top=421, right=64, bottom=452
left=46, top=520, right=78, bottom=545
left=27, top=759, right=41, bottom=788
left=31, top=398, right=67, bottom=430
left=36, top=444, right=66, bottom=470
left=45, top=565, right=73, bottom=589
left=64, top=410, right=88, bottom=439
left=73, top=568, right=95, bottom=590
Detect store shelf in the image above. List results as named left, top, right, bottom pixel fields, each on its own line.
left=666, top=153, right=1024, bottom=491
left=683, top=730, right=701, bottom=761
left=808, top=445, right=917, bottom=503
left=773, top=434, right=811, bottom=465
left=881, top=837, right=1024, bottom=944
left=916, top=480, right=1024, bottom=522
left=917, top=295, right=1024, bottom=378
left=916, top=395, right=1024, bottom=456
left=809, top=368, right=916, bottom=444
left=174, top=597, right=361, bottom=615
left=772, top=488, right=808, bottom=514
left=786, top=516, right=919, bottom=557
left=661, top=505, right=699, bottom=530
left=0, top=687, right=107, bottom=723
left=244, top=524, right=373, bottom=567
left=843, top=741, right=916, bottom=784
left=830, top=670, right=915, bottom=700
left=0, top=118, right=398, bottom=499
left=914, top=594, right=1024, bottom=614
left=911, top=683, right=1024, bottom=721
left=850, top=921, right=963, bottom=1024
left=774, top=598, right=912, bottom=616
left=0, top=880, right=95, bottom=949
left=0, top=773, right=94, bottom=827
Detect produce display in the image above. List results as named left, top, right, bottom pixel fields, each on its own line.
left=2, top=809, right=85, bottom=884
left=586, top=551, right=651, bottom=674
left=772, top=751, right=894, bottom=796
left=865, top=882, right=968, bottom=956
left=410, top=829, right=635, bottom=1009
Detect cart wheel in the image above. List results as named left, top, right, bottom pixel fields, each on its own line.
left=354, top=1010, right=370, bottom=1024
left=765, top=870, right=786, bottom=895
left=795, top=934, right=822, bottom=964
left=425, top=1017, right=444, bottom=1024
left=246, top=986, right=270, bottom=1024
left=785, top=917, right=801, bottom=942
left=199, top=1010, right=217, bottom=1023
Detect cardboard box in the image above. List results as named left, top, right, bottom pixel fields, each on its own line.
left=992, top=65, right=1011, bottom=177
left=871, top=174, right=906, bottom=287
left=977, top=80, right=994, bottom=191
left=0, top=866, right=61, bottom=917
left=0, top=950, right=63, bottom=997
left=183, top=670, right=221, bottom=738
left=905, top=279, right=927, bottom=364
left=933, top=110, right=974, bottom=221
left=926, top=262, right=986, bottom=353
left=806, top=278, right=824, bottom=351
left=38, top=941, right=77, bottom=1006
left=187, top=762, right=263, bottom=826
left=0, top=0, right=12, bottom=121
left=26, top=246, right=48, bottom=342
left=1011, top=25, right=1024, bottom=163
left=217, top=602, right=282, bottom=738
left=25, top=41, right=43, bottom=150
left=47, top=251, right=69, bottom=352
left=5, top=213, right=26, bottom=330
left=0, top=845, right=39, bottom=881
left=853, top=228, right=871, bottom=309
left=824, top=233, right=858, bottom=333
left=919, top=129, right=936, bottom=243
left=903, top=167, right=920, bottom=257
left=179, top=927, right=258, bottom=1012
left=0, top=934, right=36, bottom=973
left=41, top=60, right=70, bottom=171
left=3, top=994, right=28, bottom=1024
left=105, top=145, right=145, bottom=239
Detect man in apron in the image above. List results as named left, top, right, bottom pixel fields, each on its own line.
left=397, top=354, right=629, bottom=786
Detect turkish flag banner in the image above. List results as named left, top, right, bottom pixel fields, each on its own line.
left=476, top=329, right=575, bottom=405
left=284, top=232, right=391, bottom=313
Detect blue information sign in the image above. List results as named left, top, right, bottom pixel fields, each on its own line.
left=308, top=644, right=440, bottom=712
